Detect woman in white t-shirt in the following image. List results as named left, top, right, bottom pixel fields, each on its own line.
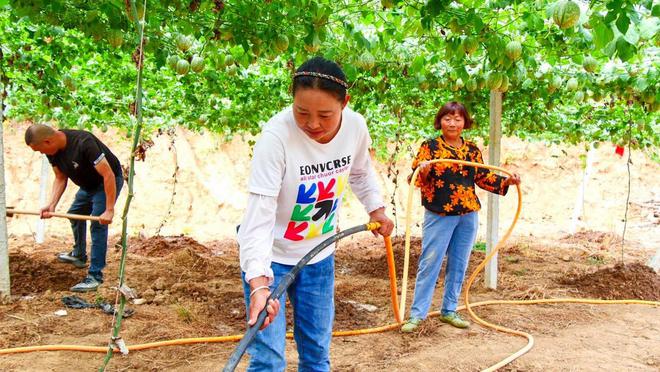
left=237, top=56, right=394, bottom=371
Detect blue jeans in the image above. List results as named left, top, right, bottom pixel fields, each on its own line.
left=67, top=176, right=123, bottom=281
left=409, top=210, right=478, bottom=319
left=242, top=254, right=335, bottom=372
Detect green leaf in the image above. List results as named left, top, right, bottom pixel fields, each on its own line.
left=229, top=45, right=244, bottom=59
left=652, top=4, right=660, bottom=17
left=410, top=55, right=425, bottom=74
left=343, top=63, right=357, bottom=82
left=604, top=39, right=617, bottom=57
left=426, top=0, right=445, bottom=17
left=607, top=0, right=623, bottom=12
left=604, top=11, right=617, bottom=24
left=470, top=14, right=485, bottom=33
left=526, top=12, right=544, bottom=31
left=352, top=31, right=369, bottom=49
left=633, top=77, right=648, bottom=92
left=571, top=53, right=583, bottom=64
left=615, top=36, right=635, bottom=61
left=615, top=13, right=629, bottom=34
left=179, top=21, right=194, bottom=35
left=593, top=21, right=614, bottom=49
left=420, top=15, right=432, bottom=30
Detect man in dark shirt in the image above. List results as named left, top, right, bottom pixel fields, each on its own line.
left=25, top=124, right=124, bottom=292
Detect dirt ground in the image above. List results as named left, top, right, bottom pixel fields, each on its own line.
left=1, top=124, right=659, bottom=371
left=1, top=233, right=658, bottom=371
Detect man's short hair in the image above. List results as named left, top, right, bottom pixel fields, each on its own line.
left=25, top=124, right=56, bottom=146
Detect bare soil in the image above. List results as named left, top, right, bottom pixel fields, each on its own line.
left=558, top=262, right=660, bottom=301
left=1, top=233, right=658, bottom=371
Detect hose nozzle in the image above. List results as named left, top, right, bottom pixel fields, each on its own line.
left=366, top=222, right=381, bottom=231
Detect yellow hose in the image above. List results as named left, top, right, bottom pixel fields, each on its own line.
left=403, top=159, right=659, bottom=371
left=2, top=297, right=654, bottom=356
left=0, top=336, right=245, bottom=354
left=384, top=236, right=403, bottom=324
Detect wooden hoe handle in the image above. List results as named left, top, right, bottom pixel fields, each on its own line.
left=6, top=209, right=102, bottom=222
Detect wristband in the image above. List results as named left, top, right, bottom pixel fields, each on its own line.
left=249, top=285, right=270, bottom=298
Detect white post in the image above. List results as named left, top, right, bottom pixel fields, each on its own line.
left=485, top=91, right=502, bottom=289
left=36, top=156, right=50, bottom=243
left=650, top=248, right=660, bottom=272
left=0, top=87, right=10, bottom=298
left=569, top=142, right=596, bottom=234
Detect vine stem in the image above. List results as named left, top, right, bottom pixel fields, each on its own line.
left=99, top=0, right=147, bottom=370
left=621, top=111, right=632, bottom=264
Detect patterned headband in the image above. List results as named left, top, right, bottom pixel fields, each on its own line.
left=293, top=71, right=349, bottom=89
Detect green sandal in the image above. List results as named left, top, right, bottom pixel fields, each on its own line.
left=400, top=317, right=423, bottom=333
left=440, top=311, right=470, bottom=328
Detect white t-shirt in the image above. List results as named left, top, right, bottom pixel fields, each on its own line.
left=238, top=106, right=384, bottom=281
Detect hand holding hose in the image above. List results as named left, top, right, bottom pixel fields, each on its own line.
left=407, top=163, right=431, bottom=185
left=503, top=173, right=521, bottom=187
left=368, top=207, right=394, bottom=237
left=247, top=279, right=280, bottom=330
left=418, top=163, right=432, bottom=182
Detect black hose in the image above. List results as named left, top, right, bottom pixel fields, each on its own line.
left=222, top=223, right=372, bottom=372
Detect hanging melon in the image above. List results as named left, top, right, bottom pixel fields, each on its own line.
left=505, top=41, right=522, bottom=61
left=176, top=59, right=190, bottom=75
left=583, top=56, right=598, bottom=73
left=553, top=0, right=580, bottom=29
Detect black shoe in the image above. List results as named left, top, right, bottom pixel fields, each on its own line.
left=62, top=295, right=96, bottom=309
left=57, top=251, right=87, bottom=269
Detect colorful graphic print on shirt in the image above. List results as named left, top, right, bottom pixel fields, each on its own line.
left=284, top=156, right=351, bottom=241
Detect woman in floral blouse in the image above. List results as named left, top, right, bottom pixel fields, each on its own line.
left=401, top=102, right=520, bottom=332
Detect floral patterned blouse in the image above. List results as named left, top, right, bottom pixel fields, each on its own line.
left=411, top=136, right=509, bottom=216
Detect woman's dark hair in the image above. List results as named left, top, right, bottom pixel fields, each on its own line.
left=292, top=57, right=348, bottom=102
left=434, top=101, right=474, bottom=130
